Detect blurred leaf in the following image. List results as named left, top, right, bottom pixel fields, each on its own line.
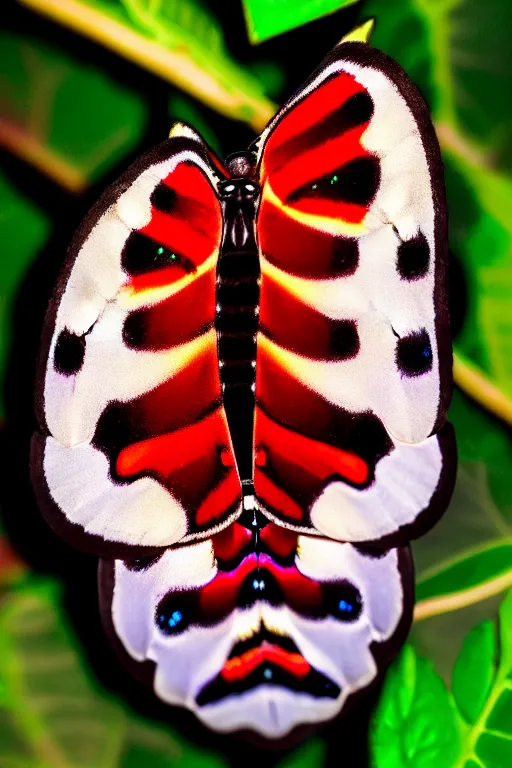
left=0, top=32, right=146, bottom=191
left=0, top=536, right=26, bottom=588
left=19, top=0, right=275, bottom=131
left=0, top=172, right=49, bottom=419
left=168, top=95, right=222, bottom=156
left=121, top=0, right=225, bottom=52
left=276, top=738, right=325, bottom=768
left=413, top=389, right=512, bottom=591
left=445, top=152, right=512, bottom=400
left=119, top=719, right=226, bottom=768
left=370, top=645, right=460, bottom=768
left=0, top=581, right=125, bottom=768
left=0, top=579, right=229, bottom=768
left=411, top=388, right=512, bottom=675
left=248, top=61, right=285, bottom=99
left=415, top=540, right=512, bottom=621
left=452, top=621, right=496, bottom=724
left=366, top=0, right=512, bottom=157
left=242, top=0, right=360, bottom=44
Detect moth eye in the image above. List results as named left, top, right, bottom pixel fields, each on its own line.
left=156, top=605, right=188, bottom=635
left=329, top=582, right=363, bottom=622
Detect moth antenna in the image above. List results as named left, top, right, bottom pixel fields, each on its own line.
left=338, top=18, right=375, bottom=45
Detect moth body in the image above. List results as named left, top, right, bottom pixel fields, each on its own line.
left=217, top=153, right=261, bottom=492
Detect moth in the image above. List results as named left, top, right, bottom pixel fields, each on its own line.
left=32, top=35, right=456, bottom=740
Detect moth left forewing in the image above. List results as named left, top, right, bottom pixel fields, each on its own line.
left=32, top=131, right=242, bottom=556
left=253, top=41, right=455, bottom=545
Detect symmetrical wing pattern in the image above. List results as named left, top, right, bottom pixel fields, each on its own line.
left=254, top=43, right=455, bottom=544
left=31, top=35, right=455, bottom=739
left=100, top=516, right=412, bottom=739
left=32, top=135, right=242, bottom=556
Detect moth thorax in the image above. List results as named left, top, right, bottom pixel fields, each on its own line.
left=224, top=151, right=256, bottom=179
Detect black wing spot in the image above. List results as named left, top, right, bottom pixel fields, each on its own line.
left=325, top=581, right=363, bottom=622
left=124, top=554, right=163, bottom=571
left=342, top=91, right=374, bottom=128
left=288, top=156, right=380, bottom=206
left=123, top=311, right=146, bottom=349
left=397, top=231, right=430, bottom=280
left=150, top=183, right=177, bottom=213
left=331, top=238, right=359, bottom=276
left=54, top=329, right=86, bottom=375
left=396, top=329, right=433, bottom=377
left=238, top=569, right=282, bottom=608
left=330, top=320, right=359, bottom=360
left=155, top=592, right=197, bottom=636
left=121, top=231, right=195, bottom=276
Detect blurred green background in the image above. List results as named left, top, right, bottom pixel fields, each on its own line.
left=0, top=1, right=511, bottom=766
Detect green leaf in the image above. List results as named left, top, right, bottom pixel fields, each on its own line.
left=0, top=32, right=146, bottom=191
left=0, top=581, right=125, bottom=768
left=374, top=592, right=512, bottom=768
left=370, top=645, right=460, bottom=768
left=452, top=621, right=496, bottom=724
left=0, top=173, right=49, bottom=420
left=20, top=0, right=275, bottom=131
left=453, top=590, right=512, bottom=768
left=242, top=0, right=360, bottom=44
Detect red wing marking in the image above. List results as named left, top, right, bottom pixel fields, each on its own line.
left=124, top=267, right=215, bottom=350
left=195, top=472, right=242, bottom=526
left=254, top=67, right=389, bottom=531
left=258, top=202, right=358, bottom=278
left=116, top=408, right=239, bottom=529
left=212, top=523, right=253, bottom=563
left=259, top=523, right=298, bottom=560
left=268, top=128, right=372, bottom=223
left=262, top=74, right=365, bottom=160
left=260, top=274, right=359, bottom=360
left=255, top=408, right=368, bottom=487
left=221, top=645, right=310, bottom=682
left=88, top=149, right=242, bottom=543
left=254, top=472, right=304, bottom=522
left=199, top=553, right=322, bottom=619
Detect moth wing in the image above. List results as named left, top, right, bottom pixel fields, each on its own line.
left=99, top=526, right=411, bottom=738
left=254, top=41, right=455, bottom=545
left=32, top=127, right=242, bottom=556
